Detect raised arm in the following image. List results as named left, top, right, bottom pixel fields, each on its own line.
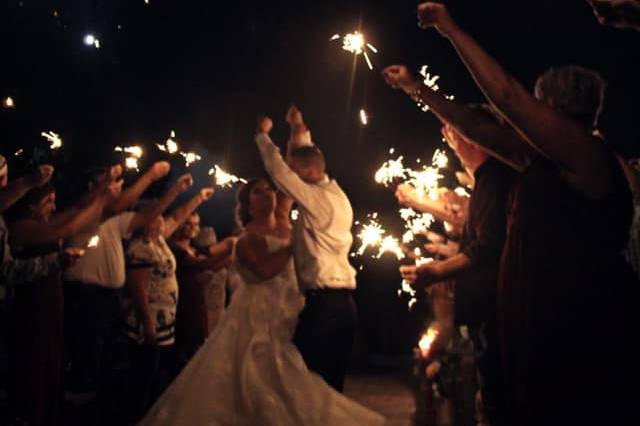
left=255, top=122, right=324, bottom=215
left=127, top=173, right=193, bottom=235
left=285, top=105, right=313, bottom=158
left=415, top=2, right=615, bottom=197
left=0, top=165, right=54, bottom=213
left=236, top=233, right=291, bottom=280
left=163, top=188, right=214, bottom=239
left=395, top=184, right=466, bottom=228
left=382, top=65, right=534, bottom=172
left=109, top=161, right=171, bottom=215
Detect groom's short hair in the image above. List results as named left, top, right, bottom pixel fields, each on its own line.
left=290, top=146, right=325, bottom=170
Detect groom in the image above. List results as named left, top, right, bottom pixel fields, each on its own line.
left=255, top=106, right=357, bottom=392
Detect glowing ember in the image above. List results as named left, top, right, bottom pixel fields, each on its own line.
left=356, top=219, right=386, bottom=255
left=407, top=167, right=443, bottom=201
left=115, top=145, right=143, bottom=158
left=332, top=31, right=378, bottom=70
left=125, top=157, right=139, bottom=171
left=376, top=235, right=405, bottom=260
left=375, top=156, right=407, bottom=186
left=2, top=96, right=15, bottom=109
left=359, top=109, right=368, bottom=125
left=209, top=165, right=247, bottom=188
left=180, top=151, right=202, bottom=167
left=454, top=186, right=470, bottom=197
left=418, top=327, right=440, bottom=358
left=14, top=148, right=23, bottom=156
left=290, top=209, right=299, bottom=221
left=431, top=149, right=449, bottom=169
left=41, top=131, right=63, bottom=149
left=156, top=130, right=180, bottom=154
left=87, top=235, right=100, bottom=248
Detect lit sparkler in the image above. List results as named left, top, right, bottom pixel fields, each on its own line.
left=331, top=31, right=378, bottom=70
left=290, top=209, right=299, bottom=221
left=115, top=145, right=144, bottom=171
left=454, top=186, right=470, bottom=198
left=377, top=235, right=404, bottom=260
left=209, top=165, right=247, bottom=188
left=83, top=34, right=100, bottom=49
left=431, top=149, right=448, bottom=169
left=180, top=151, right=202, bottom=167
left=87, top=235, right=100, bottom=248
left=375, top=156, right=407, bottom=186
left=2, top=96, right=15, bottom=109
left=156, top=130, right=179, bottom=154
left=14, top=149, right=23, bottom=156
left=359, top=109, right=368, bottom=125
left=418, top=326, right=440, bottom=358
left=41, top=131, right=63, bottom=149
left=356, top=218, right=386, bottom=255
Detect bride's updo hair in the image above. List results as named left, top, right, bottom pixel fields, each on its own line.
left=235, top=175, right=276, bottom=228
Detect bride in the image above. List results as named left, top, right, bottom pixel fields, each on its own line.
left=139, top=177, right=386, bottom=425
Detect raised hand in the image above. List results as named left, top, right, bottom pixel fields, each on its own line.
left=417, top=2, right=458, bottom=36
left=395, top=183, right=417, bottom=206
left=382, top=65, right=421, bottom=93
left=106, top=179, right=124, bottom=200
left=109, top=164, right=123, bottom=180
left=285, top=105, right=304, bottom=126
left=149, top=161, right=171, bottom=181
left=29, top=165, right=55, bottom=187
left=175, top=174, right=194, bottom=192
left=199, top=187, right=215, bottom=201
left=257, top=116, right=273, bottom=134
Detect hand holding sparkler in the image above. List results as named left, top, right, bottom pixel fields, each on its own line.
left=175, top=174, right=194, bottom=193
left=382, top=65, right=420, bottom=93
left=59, top=247, right=86, bottom=269
left=256, top=116, right=273, bottom=134
left=399, top=262, right=442, bottom=290
left=199, top=187, right=215, bottom=202
left=417, top=2, right=458, bottom=37
left=148, top=161, right=171, bottom=181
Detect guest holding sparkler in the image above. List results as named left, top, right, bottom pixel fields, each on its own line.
left=123, top=176, right=215, bottom=420
left=5, top=164, right=118, bottom=426
left=170, top=212, right=235, bottom=365
left=389, top=3, right=635, bottom=424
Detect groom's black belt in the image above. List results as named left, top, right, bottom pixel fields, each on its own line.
left=304, top=288, right=354, bottom=297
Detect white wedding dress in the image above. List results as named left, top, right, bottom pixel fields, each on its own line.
left=139, top=235, right=386, bottom=426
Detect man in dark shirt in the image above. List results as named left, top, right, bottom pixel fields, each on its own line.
left=400, top=122, right=517, bottom=426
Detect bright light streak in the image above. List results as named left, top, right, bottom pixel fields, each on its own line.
left=41, top=131, right=63, bottom=149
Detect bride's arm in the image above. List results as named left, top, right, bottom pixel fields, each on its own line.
left=236, top=233, right=292, bottom=280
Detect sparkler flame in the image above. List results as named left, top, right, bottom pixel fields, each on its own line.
left=87, top=235, right=100, bottom=248
left=431, top=149, right=449, bottom=169
left=356, top=219, right=386, bottom=255
left=374, top=156, right=407, bottom=186
left=418, top=326, right=440, bottom=358
left=41, top=131, right=63, bottom=149
left=332, top=31, right=378, bottom=70
left=209, top=165, right=247, bottom=188
left=359, top=109, right=368, bottom=125
left=376, top=235, right=404, bottom=260
left=2, top=96, right=15, bottom=109
left=180, top=151, right=202, bottom=167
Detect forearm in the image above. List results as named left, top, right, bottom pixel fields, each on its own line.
left=164, top=194, right=203, bottom=238
left=407, top=197, right=465, bottom=228
left=130, top=187, right=180, bottom=234
left=111, top=173, right=154, bottom=214
left=432, top=253, right=471, bottom=281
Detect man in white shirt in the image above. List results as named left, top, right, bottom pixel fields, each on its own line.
left=63, top=162, right=192, bottom=395
left=256, top=106, right=357, bottom=391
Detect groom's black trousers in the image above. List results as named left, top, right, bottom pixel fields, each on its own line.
left=293, top=288, right=357, bottom=392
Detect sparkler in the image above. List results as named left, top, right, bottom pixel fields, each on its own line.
left=454, top=186, right=470, bottom=198
left=431, top=149, right=448, bottom=169
left=115, top=145, right=144, bottom=171
left=377, top=235, right=404, bottom=260
left=87, top=235, right=100, bottom=248
left=375, top=156, right=407, bottom=186
left=14, top=149, right=23, bottom=157
left=209, top=165, right=247, bottom=188
left=2, top=96, right=15, bottom=109
left=359, top=109, right=368, bottom=125
left=356, top=218, right=386, bottom=255
left=41, top=131, right=63, bottom=149
left=290, top=209, right=299, bottom=221
left=180, top=151, right=202, bottom=167
left=331, top=31, right=378, bottom=70
left=418, top=326, right=440, bottom=358
left=156, top=130, right=179, bottom=154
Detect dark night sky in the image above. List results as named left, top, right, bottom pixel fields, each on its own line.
left=2, top=0, right=639, bottom=350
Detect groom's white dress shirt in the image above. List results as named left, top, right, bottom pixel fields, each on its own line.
left=256, top=132, right=356, bottom=291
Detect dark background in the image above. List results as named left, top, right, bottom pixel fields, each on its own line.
left=2, top=0, right=638, bottom=355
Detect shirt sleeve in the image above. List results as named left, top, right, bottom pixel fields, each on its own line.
left=126, top=239, right=154, bottom=269
left=255, top=133, right=328, bottom=220
left=115, top=212, right=136, bottom=240
left=0, top=217, right=59, bottom=285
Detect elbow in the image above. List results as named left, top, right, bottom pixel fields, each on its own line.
left=491, top=76, right=527, bottom=114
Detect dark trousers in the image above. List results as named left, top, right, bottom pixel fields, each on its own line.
left=127, top=342, right=175, bottom=422
left=64, top=282, right=123, bottom=390
left=293, top=288, right=357, bottom=392
left=470, top=323, right=506, bottom=426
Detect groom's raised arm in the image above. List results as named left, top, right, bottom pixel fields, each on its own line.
left=255, top=129, right=316, bottom=214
